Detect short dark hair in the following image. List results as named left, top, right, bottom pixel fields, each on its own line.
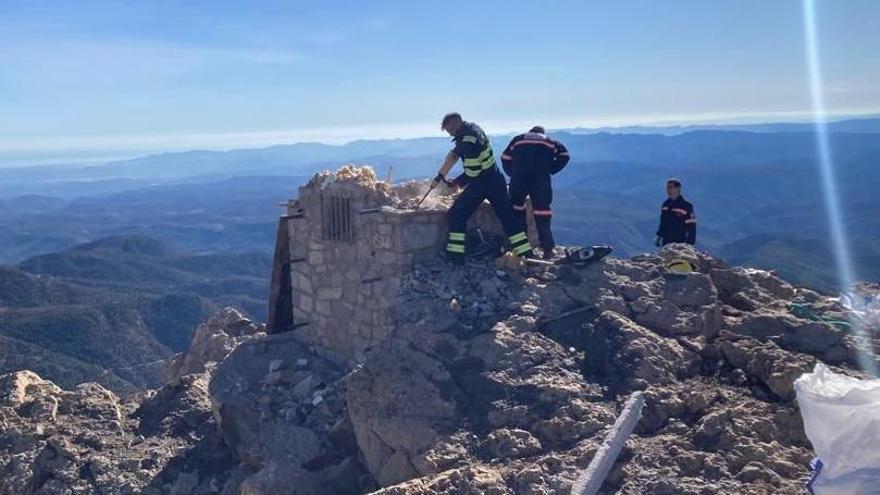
left=529, top=125, right=545, bottom=134
left=667, top=178, right=682, bottom=188
left=441, top=112, right=462, bottom=129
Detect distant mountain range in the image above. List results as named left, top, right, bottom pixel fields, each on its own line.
left=3, top=116, right=880, bottom=196
left=0, top=235, right=270, bottom=392
left=0, top=115, right=877, bottom=291
left=560, top=115, right=880, bottom=135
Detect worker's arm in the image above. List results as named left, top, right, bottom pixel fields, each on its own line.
left=548, top=140, right=570, bottom=175
left=433, top=149, right=459, bottom=184
left=685, top=205, right=697, bottom=245
left=500, top=138, right=516, bottom=177
left=655, top=204, right=667, bottom=246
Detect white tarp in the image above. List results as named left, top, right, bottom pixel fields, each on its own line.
left=795, top=363, right=880, bottom=494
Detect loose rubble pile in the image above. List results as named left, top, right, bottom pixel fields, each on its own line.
left=2, top=244, right=878, bottom=494
left=303, top=165, right=460, bottom=211
left=392, top=181, right=458, bottom=210
left=307, top=165, right=391, bottom=195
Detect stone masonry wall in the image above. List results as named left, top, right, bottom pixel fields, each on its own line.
left=280, top=176, right=511, bottom=364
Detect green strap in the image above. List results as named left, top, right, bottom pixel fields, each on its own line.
left=448, top=232, right=465, bottom=241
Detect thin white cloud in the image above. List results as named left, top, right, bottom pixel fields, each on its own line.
left=3, top=108, right=878, bottom=158
left=0, top=36, right=303, bottom=89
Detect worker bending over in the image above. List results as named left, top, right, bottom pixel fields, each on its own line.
left=432, top=112, right=533, bottom=260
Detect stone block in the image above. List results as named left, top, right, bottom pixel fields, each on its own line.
left=295, top=273, right=313, bottom=294
left=399, top=223, right=443, bottom=251
left=317, top=287, right=343, bottom=300
left=298, top=294, right=314, bottom=313
left=293, top=307, right=309, bottom=323
left=308, top=251, right=324, bottom=265
left=316, top=301, right=333, bottom=316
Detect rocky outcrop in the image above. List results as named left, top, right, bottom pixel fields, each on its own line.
left=0, top=369, right=235, bottom=494
left=209, top=331, right=373, bottom=494
left=348, top=244, right=872, bottom=494
left=2, top=245, right=876, bottom=494
left=165, top=308, right=263, bottom=381
left=0, top=310, right=263, bottom=494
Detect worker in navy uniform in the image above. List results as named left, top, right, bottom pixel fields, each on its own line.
left=500, top=125, right=570, bottom=258
left=655, top=178, right=696, bottom=246
left=431, top=112, right=533, bottom=260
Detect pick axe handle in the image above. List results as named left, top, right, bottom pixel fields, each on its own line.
left=414, top=182, right=437, bottom=210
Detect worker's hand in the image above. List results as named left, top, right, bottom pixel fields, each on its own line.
left=431, top=173, right=445, bottom=188
left=654, top=235, right=663, bottom=247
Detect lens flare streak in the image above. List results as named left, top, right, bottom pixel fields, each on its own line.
left=802, top=0, right=877, bottom=376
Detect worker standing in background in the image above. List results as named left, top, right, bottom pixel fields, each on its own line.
left=500, top=126, right=570, bottom=259
left=655, top=178, right=696, bottom=246
left=431, top=112, right=533, bottom=261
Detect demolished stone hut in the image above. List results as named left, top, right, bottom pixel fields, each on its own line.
left=267, top=165, right=513, bottom=363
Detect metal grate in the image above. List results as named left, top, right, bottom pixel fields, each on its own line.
left=321, top=194, right=354, bottom=241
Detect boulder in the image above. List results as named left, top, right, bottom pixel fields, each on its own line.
left=166, top=307, right=263, bottom=381
left=583, top=311, right=701, bottom=390
left=210, top=330, right=369, bottom=494
left=718, top=335, right=815, bottom=401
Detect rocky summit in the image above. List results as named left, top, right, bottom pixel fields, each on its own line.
left=1, top=245, right=877, bottom=494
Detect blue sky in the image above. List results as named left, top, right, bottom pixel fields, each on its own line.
left=1, top=0, right=879, bottom=164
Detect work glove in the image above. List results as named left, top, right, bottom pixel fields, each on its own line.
left=431, top=173, right=445, bottom=188
left=654, top=235, right=663, bottom=247
left=447, top=173, right=467, bottom=189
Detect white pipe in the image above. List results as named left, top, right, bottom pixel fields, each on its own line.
left=570, top=391, right=645, bottom=495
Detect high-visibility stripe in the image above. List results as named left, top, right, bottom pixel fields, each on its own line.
left=559, top=152, right=570, bottom=156
left=446, top=243, right=465, bottom=253
left=513, top=243, right=532, bottom=255
left=509, top=231, right=528, bottom=244
left=448, top=232, right=465, bottom=241
left=461, top=135, right=478, bottom=144
left=501, top=153, right=512, bottom=160
left=512, top=204, right=526, bottom=211
left=662, top=207, right=669, bottom=211
left=463, top=157, right=495, bottom=168
left=533, top=209, right=553, bottom=216
left=475, top=146, right=493, bottom=161
left=685, top=219, right=697, bottom=224
left=671, top=208, right=688, bottom=215
left=511, top=139, right=556, bottom=150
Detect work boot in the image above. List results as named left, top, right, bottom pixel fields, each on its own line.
left=440, top=250, right=465, bottom=264
left=541, top=246, right=560, bottom=260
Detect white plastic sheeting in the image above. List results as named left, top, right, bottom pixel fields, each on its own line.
left=795, top=363, right=880, bottom=494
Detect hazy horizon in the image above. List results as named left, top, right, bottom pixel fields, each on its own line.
left=3, top=110, right=880, bottom=169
